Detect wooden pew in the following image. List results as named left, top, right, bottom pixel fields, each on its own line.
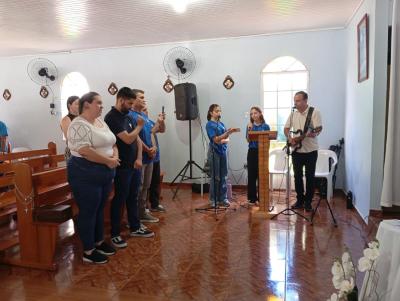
left=0, top=142, right=57, bottom=163
left=0, top=143, right=65, bottom=254
left=1, top=163, right=73, bottom=270
left=0, top=163, right=19, bottom=252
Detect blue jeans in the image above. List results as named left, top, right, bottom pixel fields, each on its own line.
left=208, top=148, right=228, bottom=205
left=111, top=167, right=141, bottom=236
left=67, top=157, right=115, bottom=251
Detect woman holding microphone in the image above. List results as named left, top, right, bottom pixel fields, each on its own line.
left=206, top=104, right=239, bottom=207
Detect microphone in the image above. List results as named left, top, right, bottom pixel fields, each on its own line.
left=291, top=106, right=296, bottom=111
left=217, top=115, right=221, bottom=121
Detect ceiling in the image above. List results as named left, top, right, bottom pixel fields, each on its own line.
left=0, top=0, right=362, bottom=57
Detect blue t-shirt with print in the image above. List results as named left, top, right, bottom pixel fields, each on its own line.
left=247, top=123, right=270, bottom=149
left=149, top=119, right=160, bottom=163
left=128, top=110, right=154, bottom=164
left=206, top=120, right=228, bottom=155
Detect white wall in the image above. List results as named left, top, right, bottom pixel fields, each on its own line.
left=0, top=29, right=346, bottom=185
left=344, top=0, right=390, bottom=219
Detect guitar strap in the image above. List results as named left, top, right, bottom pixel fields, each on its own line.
left=303, top=106, right=314, bottom=134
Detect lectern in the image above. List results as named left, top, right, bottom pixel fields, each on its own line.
left=247, top=131, right=277, bottom=215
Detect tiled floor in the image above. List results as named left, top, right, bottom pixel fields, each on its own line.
left=0, top=188, right=379, bottom=300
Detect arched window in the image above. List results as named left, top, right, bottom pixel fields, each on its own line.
left=60, top=72, right=90, bottom=118
left=262, top=56, right=309, bottom=145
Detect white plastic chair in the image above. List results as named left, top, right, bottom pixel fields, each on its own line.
left=269, top=149, right=289, bottom=191
left=11, top=147, right=31, bottom=153
left=315, top=149, right=337, bottom=201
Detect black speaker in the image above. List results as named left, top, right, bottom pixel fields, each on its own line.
left=174, top=83, right=198, bottom=120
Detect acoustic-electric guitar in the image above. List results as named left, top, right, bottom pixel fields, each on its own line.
left=290, top=126, right=322, bottom=152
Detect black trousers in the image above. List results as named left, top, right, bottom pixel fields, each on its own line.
left=247, top=148, right=259, bottom=202
left=292, top=150, right=318, bottom=206
left=149, top=160, right=161, bottom=209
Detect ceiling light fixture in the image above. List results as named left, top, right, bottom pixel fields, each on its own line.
left=56, top=0, right=88, bottom=37
left=164, top=0, right=198, bottom=14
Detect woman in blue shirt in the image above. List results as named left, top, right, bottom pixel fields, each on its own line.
left=206, top=104, right=239, bottom=207
left=246, top=106, right=270, bottom=205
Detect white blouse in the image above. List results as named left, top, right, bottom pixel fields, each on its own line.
left=67, top=116, right=116, bottom=158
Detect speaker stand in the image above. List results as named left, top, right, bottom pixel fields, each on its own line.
left=170, top=119, right=205, bottom=199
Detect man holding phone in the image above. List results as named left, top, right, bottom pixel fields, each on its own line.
left=142, top=105, right=166, bottom=212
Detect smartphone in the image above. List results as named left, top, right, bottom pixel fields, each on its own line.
left=162, top=106, right=165, bottom=114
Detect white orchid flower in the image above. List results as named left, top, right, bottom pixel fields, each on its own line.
left=358, top=256, right=372, bottom=272
left=342, top=252, right=351, bottom=263
left=328, top=293, right=338, bottom=301
left=331, top=260, right=344, bottom=276
left=363, top=247, right=380, bottom=261
left=343, top=261, right=355, bottom=278
left=339, top=277, right=355, bottom=293
left=368, top=240, right=379, bottom=249
left=332, top=275, right=344, bottom=290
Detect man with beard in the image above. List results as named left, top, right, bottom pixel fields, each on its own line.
left=104, top=87, right=154, bottom=249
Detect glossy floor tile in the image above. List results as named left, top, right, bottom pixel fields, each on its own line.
left=0, top=188, right=378, bottom=300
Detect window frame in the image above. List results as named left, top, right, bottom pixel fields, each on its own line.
left=261, top=57, right=309, bottom=149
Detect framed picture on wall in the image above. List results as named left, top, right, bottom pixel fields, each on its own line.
left=357, top=14, right=369, bottom=83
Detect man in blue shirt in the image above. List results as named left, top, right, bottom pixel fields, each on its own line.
left=129, top=89, right=159, bottom=223
left=143, top=107, right=166, bottom=212
left=104, top=88, right=154, bottom=248
left=0, top=120, right=8, bottom=154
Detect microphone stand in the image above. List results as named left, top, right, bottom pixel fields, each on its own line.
left=271, top=107, right=309, bottom=221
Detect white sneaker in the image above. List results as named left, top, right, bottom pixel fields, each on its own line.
left=140, top=212, right=159, bottom=223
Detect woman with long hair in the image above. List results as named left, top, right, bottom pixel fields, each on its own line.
left=60, top=95, right=79, bottom=159
left=246, top=106, right=270, bottom=205
left=206, top=104, right=239, bottom=207
left=67, top=92, right=120, bottom=264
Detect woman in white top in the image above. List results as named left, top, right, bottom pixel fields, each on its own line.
left=67, top=92, right=120, bottom=264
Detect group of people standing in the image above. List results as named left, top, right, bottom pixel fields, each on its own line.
left=60, top=88, right=321, bottom=264
left=207, top=91, right=322, bottom=214
left=61, top=88, right=165, bottom=264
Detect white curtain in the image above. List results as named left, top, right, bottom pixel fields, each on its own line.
left=381, top=0, right=400, bottom=207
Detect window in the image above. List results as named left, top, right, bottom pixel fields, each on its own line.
left=60, top=72, right=90, bottom=118
left=262, top=56, right=309, bottom=147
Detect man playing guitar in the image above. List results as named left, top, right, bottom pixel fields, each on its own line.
left=284, top=91, right=323, bottom=212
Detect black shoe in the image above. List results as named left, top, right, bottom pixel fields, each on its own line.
left=111, top=236, right=128, bottom=249
left=291, top=201, right=304, bottom=209
left=130, top=227, right=155, bottom=238
left=96, top=242, right=116, bottom=256
left=83, top=249, right=108, bottom=264
left=305, top=203, right=313, bottom=212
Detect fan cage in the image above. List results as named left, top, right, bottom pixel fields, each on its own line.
left=163, top=47, right=196, bottom=80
